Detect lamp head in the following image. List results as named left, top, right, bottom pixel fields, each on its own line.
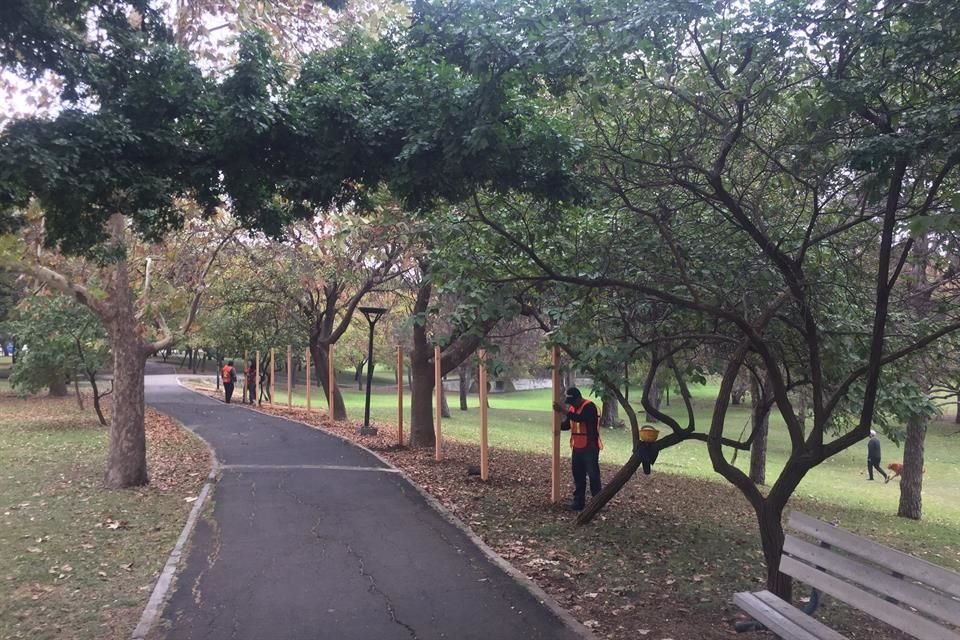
left=358, top=306, right=388, bottom=325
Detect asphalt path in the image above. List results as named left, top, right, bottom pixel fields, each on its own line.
left=144, top=369, right=582, bottom=640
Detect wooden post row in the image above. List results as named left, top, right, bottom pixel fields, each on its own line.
left=305, top=347, right=311, bottom=412
left=286, top=345, right=292, bottom=408
left=434, top=345, right=442, bottom=461
left=551, top=345, right=561, bottom=504
left=479, top=349, right=489, bottom=481
left=328, top=343, right=336, bottom=421
left=397, top=346, right=404, bottom=447
left=270, top=348, right=275, bottom=404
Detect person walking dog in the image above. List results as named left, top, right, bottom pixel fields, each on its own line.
left=867, top=429, right=888, bottom=482
left=552, top=387, right=602, bottom=511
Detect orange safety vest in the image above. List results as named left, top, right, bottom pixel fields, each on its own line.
left=568, top=398, right=602, bottom=451
left=221, top=365, right=234, bottom=384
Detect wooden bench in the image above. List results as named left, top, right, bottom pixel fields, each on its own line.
left=734, top=511, right=960, bottom=640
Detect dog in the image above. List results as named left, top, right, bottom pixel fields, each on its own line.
left=886, top=462, right=925, bottom=483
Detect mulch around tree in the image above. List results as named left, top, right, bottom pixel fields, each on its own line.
left=191, top=388, right=914, bottom=640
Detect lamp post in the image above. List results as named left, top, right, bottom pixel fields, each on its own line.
left=358, top=306, right=388, bottom=435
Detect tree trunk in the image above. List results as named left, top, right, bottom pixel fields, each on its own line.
left=48, top=375, right=68, bottom=396
left=311, top=342, right=347, bottom=420
left=577, top=451, right=643, bottom=524
left=458, top=362, right=473, bottom=411
left=749, top=376, right=770, bottom=485
left=409, top=348, right=436, bottom=448
left=104, top=324, right=149, bottom=488
left=601, top=389, right=620, bottom=428
left=955, top=391, right=960, bottom=424
left=440, top=384, right=451, bottom=419
left=897, top=415, right=926, bottom=520
left=355, top=359, right=366, bottom=391
left=757, top=500, right=792, bottom=601
left=644, top=383, right=661, bottom=422
left=88, top=373, right=108, bottom=427
left=73, top=371, right=84, bottom=410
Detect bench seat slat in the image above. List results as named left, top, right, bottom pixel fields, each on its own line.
left=788, top=512, right=960, bottom=599
left=752, top=591, right=848, bottom=640
left=734, top=591, right=842, bottom=640
left=784, top=536, right=960, bottom=627
left=780, top=556, right=960, bottom=640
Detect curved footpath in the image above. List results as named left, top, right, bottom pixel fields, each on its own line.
left=143, top=369, right=584, bottom=640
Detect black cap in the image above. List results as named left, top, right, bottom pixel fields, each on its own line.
left=564, top=387, right=582, bottom=403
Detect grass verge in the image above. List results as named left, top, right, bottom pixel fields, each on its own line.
left=0, top=392, right=209, bottom=640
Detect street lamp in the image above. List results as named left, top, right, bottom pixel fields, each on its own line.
left=358, top=306, right=388, bottom=435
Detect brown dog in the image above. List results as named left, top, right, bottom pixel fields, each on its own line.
left=886, top=462, right=925, bottom=482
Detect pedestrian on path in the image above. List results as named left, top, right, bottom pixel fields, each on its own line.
left=552, top=387, right=602, bottom=511
left=245, top=359, right=257, bottom=405
left=259, top=366, right=271, bottom=404
left=221, top=360, right=237, bottom=403
left=867, top=429, right=888, bottom=482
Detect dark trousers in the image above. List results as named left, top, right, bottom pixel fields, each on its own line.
left=571, top=447, right=602, bottom=508
left=867, top=457, right=887, bottom=480
left=247, top=382, right=256, bottom=404
left=224, top=382, right=234, bottom=403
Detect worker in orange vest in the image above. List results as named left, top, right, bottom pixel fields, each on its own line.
left=553, top=387, right=602, bottom=511
left=221, top=360, right=237, bottom=403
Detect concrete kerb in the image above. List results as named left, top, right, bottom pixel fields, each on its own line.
left=131, top=388, right=220, bottom=640
left=176, top=378, right=598, bottom=640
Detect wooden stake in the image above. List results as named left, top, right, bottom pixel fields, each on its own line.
left=479, top=349, right=488, bottom=481
left=328, top=343, right=336, bottom=422
left=269, top=348, right=275, bottom=404
left=255, top=350, right=260, bottom=405
left=243, top=350, right=249, bottom=403
left=305, top=347, right=311, bottom=412
left=286, top=345, right=292, bottom=408
left=397, top=345, right=404, bottom=446
left=551, top=345, right=561, bottom=504
left=434, top=345, right=442, bottom=461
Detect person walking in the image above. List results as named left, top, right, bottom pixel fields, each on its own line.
left=259, top=366, right=271, bottom=405
left=221, top=360, right=237, bottom=404
left=552, top=387, right=602, bottom=511
left=245, top=359, right=257, bottom=405
left=867, top=429, right=888, bottom=482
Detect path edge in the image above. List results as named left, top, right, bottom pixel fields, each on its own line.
left=176, top=378, right=597, bottom=640
left=131, top=398, right=220, bottom=640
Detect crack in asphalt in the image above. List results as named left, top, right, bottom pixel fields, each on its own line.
left=344, top=542, right=419, bottom=640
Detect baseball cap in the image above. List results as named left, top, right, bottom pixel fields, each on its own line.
left=564, top=387, right=582, bottom=403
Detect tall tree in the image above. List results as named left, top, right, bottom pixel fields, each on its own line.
left=0, top=3, right=234, bottom=487
left=425, top=0, right=960, bottom=599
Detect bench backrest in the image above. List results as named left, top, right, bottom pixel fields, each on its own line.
left=782, top=511, right=960, bottom=640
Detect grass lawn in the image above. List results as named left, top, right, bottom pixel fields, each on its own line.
left=191, top=374, right=960, bottom=553
left=0, top=393, right=209, bottom=639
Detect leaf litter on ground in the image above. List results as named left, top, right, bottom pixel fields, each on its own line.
left=197, top=386, right=918, bottom=640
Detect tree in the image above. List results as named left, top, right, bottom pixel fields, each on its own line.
left=0, top=4, right=233, bottom=487
left=423, top=0, right=960, bottom=599
left=5, top=294, right=111, bottom=421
